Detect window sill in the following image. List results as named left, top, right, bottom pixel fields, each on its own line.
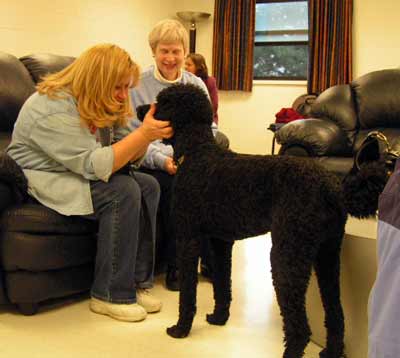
left=253, top=79, right=307, bottom=87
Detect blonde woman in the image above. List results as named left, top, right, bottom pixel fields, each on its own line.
left=7, top=44, right=172, bottom=322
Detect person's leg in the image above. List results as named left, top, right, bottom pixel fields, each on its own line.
left=85, top=174, right=159, bottom=320
left=130, top=171, right=160, bottom=287
left=89, top=175, right=142, bottom=303
left=139, top=168, right=179, bottom=290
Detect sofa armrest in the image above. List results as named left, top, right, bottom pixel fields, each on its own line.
left=275, top=118, right=351, bottom=156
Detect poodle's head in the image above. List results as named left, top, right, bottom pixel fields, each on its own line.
left=136, top=83, right=213, bottom=142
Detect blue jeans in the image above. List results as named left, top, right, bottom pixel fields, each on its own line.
left=85, top=173, right=160, bottom=304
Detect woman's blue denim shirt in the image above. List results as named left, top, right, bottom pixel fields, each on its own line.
left=7, top=92, right=131, bottom=216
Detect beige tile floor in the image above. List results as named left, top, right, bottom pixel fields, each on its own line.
left=0, top=234, right=323, bottom=358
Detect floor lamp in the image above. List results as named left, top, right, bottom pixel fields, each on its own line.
left=177, top=11, right=211, bottom=53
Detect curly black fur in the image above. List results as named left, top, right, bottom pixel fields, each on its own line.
left=0, top=152, right=28, bottom=205
left=138, top=84, right=347, bottom=358
left=342, top=161, right=389, bottom=219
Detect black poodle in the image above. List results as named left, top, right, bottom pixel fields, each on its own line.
left=137, top=84, right=352, bottom=358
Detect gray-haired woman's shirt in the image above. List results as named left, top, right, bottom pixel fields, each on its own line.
left=6, top=92, right=131, bottom=216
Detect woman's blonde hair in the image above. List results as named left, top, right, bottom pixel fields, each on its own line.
left=37, top=44, right=140, bottom=128
left=148, top=19, right=189, bottom=55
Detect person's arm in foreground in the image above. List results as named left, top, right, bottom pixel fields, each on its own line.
left=112, top=104, right=172, bottom=172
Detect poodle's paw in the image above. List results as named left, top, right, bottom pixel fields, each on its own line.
left=206, top=312, right=229, bottom=325
left=166, top=325, right=190, bottom=338
left=319, top=348, right=345, bottom=358
left=206, top=304, right=230, bottom=325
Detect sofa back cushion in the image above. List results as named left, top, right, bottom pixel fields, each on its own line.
left=310, top=84, right=358, bottom=144
left=0, top=52, right=36, bottom=132
left=352, top=69, right=400, bottom=129
left=20, top=53, right=75, bottom=84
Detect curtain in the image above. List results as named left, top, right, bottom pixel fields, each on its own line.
left=308, top=0, right=353, bottom=94
left=212, top=0, right=256, bottom=92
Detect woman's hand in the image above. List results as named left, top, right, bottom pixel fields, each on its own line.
left=112, top=104, right=172, bottom=173
left=140, top=104, right=173, bottom=141
left=164, top=157, right=177, bottom=175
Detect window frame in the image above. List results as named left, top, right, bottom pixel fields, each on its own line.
left=254, top=0, right=309, bottom=81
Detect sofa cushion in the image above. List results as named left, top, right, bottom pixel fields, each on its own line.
left=1, top=203, right=98, bottom=234
left=0, top=52, right=36, bottom=131
left=5, top=264, right=94, bottom=304
left=310, top=84, right=358, bottom=132
left=276, top=118, right=352, bottom=157
left=352, top=69, right=400, bottom=129
left=20, top=53, right=75, bottom=84
left=1, top=231, right=96, bottom=271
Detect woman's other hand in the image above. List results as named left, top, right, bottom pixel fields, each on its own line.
left=164, top=157, right=177, bottom=175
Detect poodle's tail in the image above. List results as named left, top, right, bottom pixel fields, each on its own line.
left=342, top=160, right=389, bottom=219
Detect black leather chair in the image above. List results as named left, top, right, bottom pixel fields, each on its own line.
left=276, top=68, right=400, bottom=178
left=0, top=52, right=98, bottom=315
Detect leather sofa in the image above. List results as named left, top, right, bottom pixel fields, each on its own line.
left=275, top=68, right=400, bottom=178
left=0, top=51, right=230, bottom=315
left=0, top=52, right=99, bottom=315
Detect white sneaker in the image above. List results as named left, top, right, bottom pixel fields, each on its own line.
left=90, top=297, right=147, bottom=322
left=136, top=288, right=162, bottom=313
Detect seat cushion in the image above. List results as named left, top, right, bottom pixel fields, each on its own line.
left=5, top=264, right=94, bottom=304
left=314, top=156, right=354, bottom=180
left=2, top=203, right=97, bottom=234
left=1, top=203, right=98, bottom=271
left=1, top=231, right=97, bottom=271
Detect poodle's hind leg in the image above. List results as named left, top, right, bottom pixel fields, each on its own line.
left=314, top=233, right=345, bottom=358
left=270, top=238, right=317, bottom=358
left=206, top=239, right=234, bottom=325
left=167, top=236, right=201, bottom=338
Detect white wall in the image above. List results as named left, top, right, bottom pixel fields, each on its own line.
left=1, top=0, right=399, bottom=154
left=353, top=1, right=400, bottom=77
left=0, top=0, right=177, bottom=68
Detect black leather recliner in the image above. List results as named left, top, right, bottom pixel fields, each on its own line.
left=0, top=52, right=98, bottom=315
left=276, top=68, right=400, bottom=178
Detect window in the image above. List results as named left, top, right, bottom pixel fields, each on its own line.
left=254, top=0, right=309, bottom=80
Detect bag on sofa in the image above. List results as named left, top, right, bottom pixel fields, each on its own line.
left=342, top=131, right=400, bottom=218
left=354, top=131, right=399, bottom=174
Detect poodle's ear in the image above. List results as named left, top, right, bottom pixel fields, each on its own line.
left=136, top=104, right=151, bottom=121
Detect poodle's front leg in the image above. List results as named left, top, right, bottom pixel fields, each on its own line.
left=206, top=239, right=234, bottom=325
left=167, top=236, right=201, bottom=338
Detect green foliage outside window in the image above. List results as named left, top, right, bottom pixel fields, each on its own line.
left=254, top=0, right=308, bottom=80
